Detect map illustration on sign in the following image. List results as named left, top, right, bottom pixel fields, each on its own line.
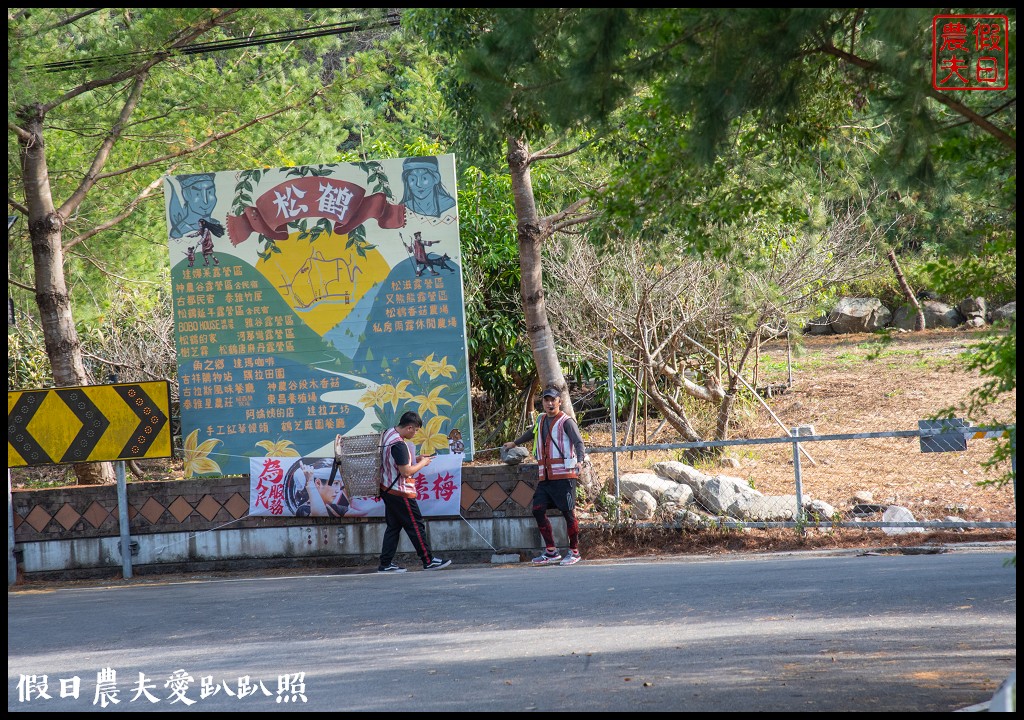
left=164, top=155, right=472, bottom=477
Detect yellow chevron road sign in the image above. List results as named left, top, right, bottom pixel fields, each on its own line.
left=8, top=381, right=172, bottom=467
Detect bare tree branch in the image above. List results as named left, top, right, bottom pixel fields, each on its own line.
left=8, top=196, right=30, bottom=214
left=40, top=9, right=243, bottom=114
left=67, top=250, right=162, bottom=286
left=549, top=211, right=600, bottom=235
left=8, top=121, right=33, bottom=143
left=816, top=41, right=1016, bottom=152
left=95, top=89, right=325, bottom=182
left=529, top=135, right=600, bottom=164
left=38, top=8, right=104, bottom=34
left=541, top=197, right=593, bottom=235
left=58, top=72, right=149, bottom=219
left=8, top=277, right=36, bottom=293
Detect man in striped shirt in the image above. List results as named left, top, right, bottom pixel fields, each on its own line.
left=377, top=411, right=452, bottom=573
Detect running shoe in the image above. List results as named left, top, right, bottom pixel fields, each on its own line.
left=531, top=551, right=562, bottom=565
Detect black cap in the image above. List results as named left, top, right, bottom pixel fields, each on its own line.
left=541, top=387, right=560, bottom=399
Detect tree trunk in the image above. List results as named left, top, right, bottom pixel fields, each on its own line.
left=713, top=329, right=759, bottom=442
left=714, top=391, right=737, bottom=444
left=506, top=135, right=575, bottom=418
left=887, top=248, right=925, bottom=330
left=18, top=110, right=114, bottom=485
left=642, top=367, right=703, bottom=442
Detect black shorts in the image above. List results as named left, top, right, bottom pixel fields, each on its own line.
left=533, top=478, right=576, bottom=514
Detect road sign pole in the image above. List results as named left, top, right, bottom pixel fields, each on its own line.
left=116, top=461, right=133, bottom=579
left=8, top=468, right=16, bottom=587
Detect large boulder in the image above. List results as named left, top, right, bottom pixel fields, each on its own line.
left=992, top=301, right=1016, bottom=323
left=674, top=508, right=721, bottom=529
left=804, top=315, right=836, bottom=335
left=921, top=299, right=964, bottom=327
left=892, top=300, right=965, bottom=330
left=630, top=490, right=657, bottom=520
left=880, top=505, right=925, bottom=535
left=619, top=471, right=693, bottom=506
left=957, top=296, right=987, bottom=322
left=735, top=496, right=839, bottom=522
left=737, top=495, right=800, bottom=521
left=694, top=474, right=763, bottom=516
left=500, top=446, right=531, bottom=465
left=805, top=498, right=838, bottom=520
left=651, top=460, right=708, bottom=488
left=828, top=297, right=892, bottom=334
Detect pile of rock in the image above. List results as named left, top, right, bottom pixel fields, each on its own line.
left=805, top=296, right=1015, bottom=335
left=617, top=460, right=837, bottom=524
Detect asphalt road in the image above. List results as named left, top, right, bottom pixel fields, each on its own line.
left=8, top=547, right=1016, bottom=712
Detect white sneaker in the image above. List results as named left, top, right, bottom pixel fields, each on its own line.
left=559, top=552, right=582, bottom=566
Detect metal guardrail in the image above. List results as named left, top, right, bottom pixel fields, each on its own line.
left=586, top=416, right=1015, bottom=531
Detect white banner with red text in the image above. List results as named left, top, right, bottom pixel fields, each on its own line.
left=248, top=454, right=462, bottom=517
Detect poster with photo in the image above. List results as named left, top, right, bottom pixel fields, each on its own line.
left=248, top=453, right=463, bottom=518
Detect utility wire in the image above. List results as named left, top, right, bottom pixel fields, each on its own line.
left=28, top=11, right=401, bottom=73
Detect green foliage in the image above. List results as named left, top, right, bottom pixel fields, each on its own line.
left=457, top=166, right=535, bottom=434
left=594, top=489, right=619, bottom=521
left=7, top=321, right=53, bottom=391
left=925, top=236, right=1017, bottom=310
left=9, top=9, right=1015, bottom=474
left=926, top=235, right=1016, bottom=489
left=590, top=371, right=635, bottom=422
left=8, top=280, right=176, bottom=392
left=8, top=8, right=409, bottom=324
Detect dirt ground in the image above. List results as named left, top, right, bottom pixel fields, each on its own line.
left=11, top=326, right=1016, bottom=563
left=475, top=326, right=1017, bottom=556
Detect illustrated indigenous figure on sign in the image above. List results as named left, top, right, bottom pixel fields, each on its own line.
left=448, top=428, right=464, bottom=454
left=188, top=218, right=225, bottom=267
left=401, top=231, right=442, bottom=277
left=400, top=156, right=456, bottom=217
left=167, top=173, right=218, bottom=239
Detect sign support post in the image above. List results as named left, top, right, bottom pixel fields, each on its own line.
left=115, top=460, right=133, bottom=579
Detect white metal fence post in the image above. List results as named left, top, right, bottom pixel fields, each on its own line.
left=608, top=349, right=620, bottom=525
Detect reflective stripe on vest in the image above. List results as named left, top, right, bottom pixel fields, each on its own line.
left=533, top=412, right=578, bottom=480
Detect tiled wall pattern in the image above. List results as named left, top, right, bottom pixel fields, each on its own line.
left=12, top=463, right=541, bottom=542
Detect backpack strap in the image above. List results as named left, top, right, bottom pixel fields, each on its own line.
left=379, top=434, right=403, bottom=496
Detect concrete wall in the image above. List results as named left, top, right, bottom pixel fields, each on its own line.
left=11, top=463, right=567, bottom=580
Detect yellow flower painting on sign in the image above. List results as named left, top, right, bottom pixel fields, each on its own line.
left=414, top=415, right=450, bottom=455
left=412, top=353, right=456, bottom=380
left=254, top=439, right=301, bottom=457
left=183, top=429, right=222, bottom=478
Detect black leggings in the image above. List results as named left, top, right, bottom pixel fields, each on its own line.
left=531, top=479, right=579, bottom=551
